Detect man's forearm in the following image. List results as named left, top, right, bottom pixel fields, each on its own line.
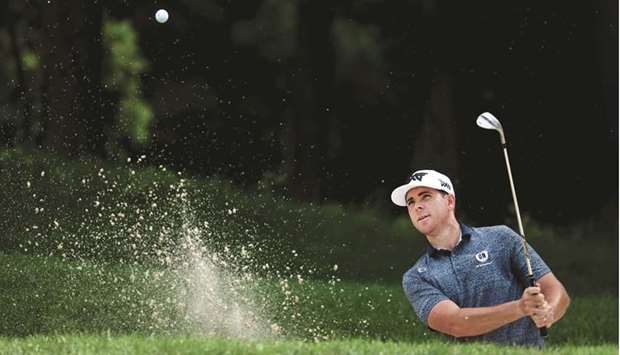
left=445, top=300, right=524, bottom=337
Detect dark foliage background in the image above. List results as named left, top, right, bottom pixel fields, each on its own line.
left=0, top=0, right=616, bottom=226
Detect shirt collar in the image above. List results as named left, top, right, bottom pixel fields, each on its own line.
left=426, top=222, right=473, bottom=257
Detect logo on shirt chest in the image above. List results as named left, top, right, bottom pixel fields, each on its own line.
left=475, top=250, right=489, bottom=263
left=474, top=249, right=494, bottom=268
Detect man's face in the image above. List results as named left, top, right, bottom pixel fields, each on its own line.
left=405, top=187, right=454, bottom=235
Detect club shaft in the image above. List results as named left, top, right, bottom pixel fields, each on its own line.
left=487, top=122, right=547, bottom=336
left=501, top=145, right=533, bottom=277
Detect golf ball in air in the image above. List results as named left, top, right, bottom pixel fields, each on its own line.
left=155, top=9, right=169, bottom=23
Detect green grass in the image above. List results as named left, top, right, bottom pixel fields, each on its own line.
left=0, top=336, right=617, bottom=355
left=0, top=253, right=616, bottom=345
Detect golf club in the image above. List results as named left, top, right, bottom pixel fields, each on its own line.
left=476, top=112, right=548, bottom=337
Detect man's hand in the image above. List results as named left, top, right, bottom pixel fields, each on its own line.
left=531, top=301, right=554, bottom=328
left=518, top=286, right=544, bottom=316
left=518, top=285, right=554, bottom=328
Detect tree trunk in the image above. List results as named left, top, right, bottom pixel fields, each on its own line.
left=38, top=1, right=104, bottom=157
left=7, top=8, right=33, bottom=146
left=285, top=0, right=335, bottom=201
left=412, top=71, right=459, bottom=179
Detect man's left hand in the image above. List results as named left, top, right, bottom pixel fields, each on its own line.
left=530, top=300, right=554, bottom=328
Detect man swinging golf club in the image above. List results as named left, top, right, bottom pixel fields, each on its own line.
left=394, top=114, right=569, bottom=346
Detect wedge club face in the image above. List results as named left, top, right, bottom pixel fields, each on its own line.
left=477, top=112, right=506, bottom=144
left=476, top=112, right=503, bottom=132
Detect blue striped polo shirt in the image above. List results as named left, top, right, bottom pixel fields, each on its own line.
left=402, top=223, right=551, bottom=347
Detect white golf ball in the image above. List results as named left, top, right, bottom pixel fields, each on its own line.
left=155, top=9, right=169, bottom=23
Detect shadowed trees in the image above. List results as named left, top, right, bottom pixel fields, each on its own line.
left=0, top=0, right=615, bottom=224
left=0, top=0, right=152, bottom=158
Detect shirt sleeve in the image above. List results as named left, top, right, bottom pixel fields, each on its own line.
left=402, top=268, right=450, bottom=327
left=503, top=225, right=551, bottom=283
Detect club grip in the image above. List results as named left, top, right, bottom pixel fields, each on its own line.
left=529, top=277, right=548, bottom=337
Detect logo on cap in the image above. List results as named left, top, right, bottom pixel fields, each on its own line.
left=410, top=172, right=428, bottom=182
left=439, top=179, right=452, bottom=191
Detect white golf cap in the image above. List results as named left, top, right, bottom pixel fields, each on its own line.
left=390, top=169, right=454, bottom=207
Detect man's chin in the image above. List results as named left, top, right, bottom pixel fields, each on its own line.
left=413, top=222, right=433, bottom=236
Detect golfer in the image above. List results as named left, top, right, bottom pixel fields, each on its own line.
left=392, top=169, right=570, bottom=346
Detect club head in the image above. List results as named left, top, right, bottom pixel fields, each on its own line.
left=476, top=112, right=503, bottom=132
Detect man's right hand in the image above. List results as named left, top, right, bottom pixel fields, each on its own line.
left=518, top=286, right=545, bottom=317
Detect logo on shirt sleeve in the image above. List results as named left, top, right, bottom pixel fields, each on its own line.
left=417, top=267, right=427, bottom=273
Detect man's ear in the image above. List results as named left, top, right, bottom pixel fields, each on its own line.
left=447, top=194, right=456, bottom=210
